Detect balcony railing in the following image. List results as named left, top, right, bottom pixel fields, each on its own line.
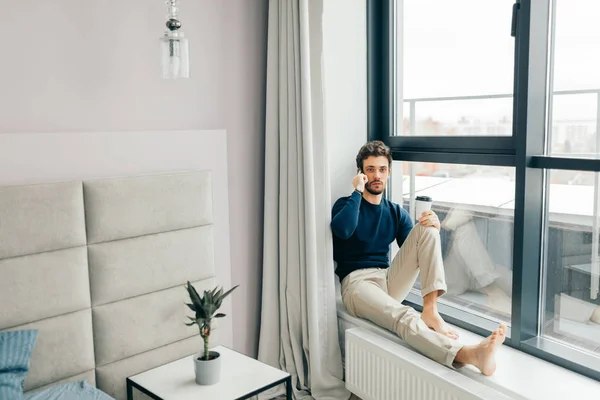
left=401, top=88, right=600, bottom=150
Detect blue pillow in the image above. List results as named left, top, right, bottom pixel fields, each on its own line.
left=24, top=380, right=115, bottom=400
left=0, top=329, right=38, bottom=400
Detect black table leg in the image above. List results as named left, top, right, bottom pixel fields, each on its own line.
left=126, top=378, right=133, bottom=400
left=285, top=376, right=292, bottom=400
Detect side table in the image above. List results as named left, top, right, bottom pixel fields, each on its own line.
left=126, top=346, right=292, bottom=400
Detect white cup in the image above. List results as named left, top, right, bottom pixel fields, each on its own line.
left=415, top=196, right=433, bottom=220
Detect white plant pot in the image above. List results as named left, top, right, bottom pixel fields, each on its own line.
left=193, top=351, right=221, bottom=385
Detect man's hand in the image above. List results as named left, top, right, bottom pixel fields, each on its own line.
left=352, top=173, right=368, bottom=193
left=418, top=210, right=441, bottom=231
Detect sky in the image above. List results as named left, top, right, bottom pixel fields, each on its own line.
left=399, top=0, right=600, bottom=122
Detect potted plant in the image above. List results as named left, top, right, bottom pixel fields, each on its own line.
left=185, top=281, right=238, bottom=385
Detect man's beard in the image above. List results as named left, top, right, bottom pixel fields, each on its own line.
left=365, top=181, right=385, bottom=195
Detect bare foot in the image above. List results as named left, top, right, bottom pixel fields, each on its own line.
left=463, top=324, right=506, bottom=376
left=421, top=311, right=459, bottom=340
left=591, top=307, right=600, bottom=324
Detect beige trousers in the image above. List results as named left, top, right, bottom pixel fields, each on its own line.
left=340, top=224, right=463, bottom=368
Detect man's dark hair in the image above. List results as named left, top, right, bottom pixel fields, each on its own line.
left=355, top=140, right=392, bottom=171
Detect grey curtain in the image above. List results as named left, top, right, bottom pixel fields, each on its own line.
left=257, top=0, right=349, bottom=399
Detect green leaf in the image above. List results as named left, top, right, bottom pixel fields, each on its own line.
left=205, top=304, right=217, bottom=319
left=214, top=287, right=223, bottom=302
left=202, top=291, right=211, bottom=307
left=186, top=281, right=203, bottom=308
left=222, top=284, right=239, bottom=299
left=185, top=321, right=196, bottom=326
left=219, top=285, right=239, bottom=303
left=184, top=283, right=240, bottom=326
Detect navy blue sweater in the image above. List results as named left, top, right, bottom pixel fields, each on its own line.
left=331, top=191, right=413, bottom=282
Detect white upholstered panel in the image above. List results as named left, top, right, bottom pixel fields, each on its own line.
left=0, top=181, right=85, bottom=259
left=95, top=337, right=201, bottom=400
left=6, top=310, right=96, bottom=392
left=1, top=171, right=218, bottom=400
left=83, top=172, right=213, bottom=244
left=88, top=226, right=215, bottom=306
left=0, top=247, right=90, bottom=330
left=92, top=278, right=215, bottom=366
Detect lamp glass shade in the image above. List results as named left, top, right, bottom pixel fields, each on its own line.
left=160, top=35, right=189, bottom=79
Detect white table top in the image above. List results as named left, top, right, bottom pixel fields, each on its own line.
left=128, top=346, right=290, bottom=400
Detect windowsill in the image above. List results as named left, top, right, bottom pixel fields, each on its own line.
left=405, top=291, right=600, bottom=373
left=336, top=298, right=600, bottom=399
left=403, top=291, right=513, bottom=341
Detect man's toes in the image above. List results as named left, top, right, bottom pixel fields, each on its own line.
left=446, top=330, right=459, bottom=340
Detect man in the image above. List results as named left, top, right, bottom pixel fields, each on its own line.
left=331, top=140, right=505, bottom=375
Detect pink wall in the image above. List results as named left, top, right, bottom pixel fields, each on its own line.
left=222, top=1, right=268, bottom=357
left=0, top=0, right=268, bottom=357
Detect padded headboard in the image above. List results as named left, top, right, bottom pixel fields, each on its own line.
left=0, top=171, right=217, bottom=399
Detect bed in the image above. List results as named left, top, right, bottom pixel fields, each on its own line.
left=0, top=171, right=218, bottom=400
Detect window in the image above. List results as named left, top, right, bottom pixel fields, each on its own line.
left=370, top=0, right=600, bottom=381
left=396, top=0, right=515, bottom=138
left=539, top=0, right=600, bottom=360
left=548, top=1, right=600, bottom=156
left=391, top=161, right=514, bottom=326
left=542, top=170, right=600, bottom=355
left=401, top=98, right=514, bottom=137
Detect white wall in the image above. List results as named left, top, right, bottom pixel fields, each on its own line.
left=0, top=0, right=268, bottom=357
left=323, top=0, right=368, bottom=204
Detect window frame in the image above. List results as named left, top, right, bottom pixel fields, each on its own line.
left=369, top=0, right=600, bottom=381
left=368, top=0, right=520, bottom=154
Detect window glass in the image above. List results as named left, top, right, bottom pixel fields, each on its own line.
left=391, top=161, right=515, bottom=324
left=395, top=0, right=515, bottom=136
left=548, top=1, right=600, bottom=156
left=542, top=170, right=600, bottom=356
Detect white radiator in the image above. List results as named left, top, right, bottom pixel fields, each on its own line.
left=344, top=328, right=511, bottom=400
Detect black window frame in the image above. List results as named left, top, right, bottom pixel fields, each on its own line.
left=369, top=0, right=600, bottom=382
